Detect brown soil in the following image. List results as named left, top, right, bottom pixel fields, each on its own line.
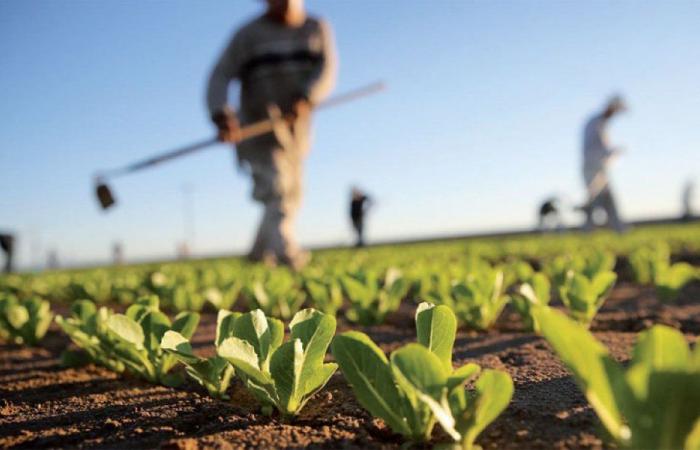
left=1, top=282, right=698, bottom=450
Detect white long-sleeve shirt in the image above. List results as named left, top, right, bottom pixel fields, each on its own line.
left=582, top=113, right=614, bottom=181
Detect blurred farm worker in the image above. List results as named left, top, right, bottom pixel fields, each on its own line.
left=350, top=187, right=373, bottom=247
left=207, top=0, right=337, bottom=269
left=581, top=96, right=627, bottom=233
left=0, top=233, right=14, bottom=273
left=682, top=178, right=695, bottom=220
left=537, top=197, right=562, bottom=232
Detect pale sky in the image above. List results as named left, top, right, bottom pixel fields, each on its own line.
left=1, top=1, right=699, bottom=269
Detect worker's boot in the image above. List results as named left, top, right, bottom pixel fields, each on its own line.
left=279, top=250, right=310, bottom=272
left=247, top=249, right=278, bottom=268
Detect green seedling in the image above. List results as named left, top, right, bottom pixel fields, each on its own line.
left=544, top=250, right=616, bottom=290
left=332, top=302, right=513, bottom=447
left=532, top=305, right=700, bottom=450
left=105, top=296, right=200, bottom=386
left=654, top=262, right=698, bottom=302
left=56, top=299, right=127, bottom=373
left=628, top=243, right=670, bottom=285
left=218, top=308, right=337, bottom=418
left=304, top=277, right=343, bottom=316
left=0, top=294, right=53, bottom=345
left=511, top=272, right=551, bottom=332
left=161, top=309, right=239, bottom=399
left=442, top=268, right=508, bottom=330
left=245, top=271, right=306, bottom=320
left=558, top=270, right=616, bottom=326
left=341, top=267, right=408, bottom=325
left=57, top=296, right=200, bottom=386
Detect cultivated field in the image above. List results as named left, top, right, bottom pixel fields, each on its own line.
left=1, top=223, right=699, bottom=449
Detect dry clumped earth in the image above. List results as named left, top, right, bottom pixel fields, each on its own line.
left=1, top=282, right=698, bottom=450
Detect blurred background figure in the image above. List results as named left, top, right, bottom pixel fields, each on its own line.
left=206, top=0, right=337, bottom=270
left=46, top=249, right=59, bottom=270
left=0, top=232, right=15, bottom=273
left=537, top=196, right=562, bottom=232
left=581, top=95, right=627, bottom=233
left=682, top=178, right=695, bottom=221
left=112, top=242, right=124, bottom=265
left=350, top=187, right=372, bottom=247
left=177, top=242, right=190, bottom=260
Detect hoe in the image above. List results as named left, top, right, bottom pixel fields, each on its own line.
left=94, top=82, right=385, bottom=210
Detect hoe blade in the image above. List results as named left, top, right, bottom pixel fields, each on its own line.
left=96, top=182, right=116, bottom=210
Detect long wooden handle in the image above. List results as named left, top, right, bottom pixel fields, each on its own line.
left=97, top=81, right=386, bottom=180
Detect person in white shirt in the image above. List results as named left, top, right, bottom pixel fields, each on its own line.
left=581, top=96, right=627, bottom=232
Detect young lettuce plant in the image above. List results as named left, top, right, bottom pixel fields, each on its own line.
left=218, top=308, right=337, bottom=418
left=304, top=277, right=343, bottom=316
left=245, top=271, right=306, bottom=320
left=544, top=250, right=615, bottom=290
left=160, top=309, right=238, bottom=399
left=82, top=296, right=201, bottom=386
left=558, top=269, right=616, bottom=327
left=629, top=242, right=698, bottom=301
left=532, top=305, right=700, bottom=450
left=444, top=268, right=508, bottom=330
left=332, top=302, right=513, bottom=448
left=628, top=243, right=669, bottom=285
left=654, top=262, right=698, bottom=302
left=511, top=273, right=550, bottom=332
left=112, top=296, right=200, bottom=385
left=203, top=279, right=242, bottom=311
left=0, top=294, right=53, bottom=345
left=341, top=268, right=408, bottom=325
left=56, top=299, right=128, bottom=372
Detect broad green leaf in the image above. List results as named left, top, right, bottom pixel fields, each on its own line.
left=532, top=306, right=628, bottom=440
left=289, top=309, right=336, bottom=394
left=531, top=273, right=551, bottom=304
left=331, top=332, right=410, bottom=436
left=447, top=362, right=481, bottom=393
left=458, top=369, right=514, bottom=450
left=141, top=310, right=171, bottom=353
left=268, top=316, right=285, bottom=353
left=107, top=314, right=145, bottom=349
left=160, top=330, right=200, bottom=365
left=391, top=343, right=448, bottom=399
left=233, top=309, right=274, bottom=366
left=172, top=311, right=200, bottom=339
left=415, top=302, right=457, bottom=372
left=71, top=299, right=96, bottom=325
left=627, top=372, right=700, bottom=450
left=390, top=344, right=449, bottom=440
left=7, top=305, right=29, bottom=329
left=304, top=362, right=338, bottom=398
left=592, top=271, right=617, bottom=300
left=686, top=418, right=700, bottom=450
left=632, top=325, right=690, bottom=372
left=216, top=309, right=239, bottom=346
left=218, top=336, right=272, bottom=387
left=270, top=339, right=305, bottom=415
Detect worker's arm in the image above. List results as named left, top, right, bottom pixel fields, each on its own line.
left=303, top=19, right=338, bottom=106
left=206, top=31, right=244, bottom=141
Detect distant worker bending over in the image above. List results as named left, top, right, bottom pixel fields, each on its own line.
left=537, top=197, right=562, bottom=232
left=350, top=187, right=372, bottom=247
left=207, top=0, right=337, bottom=269
left=581, top=96, right=627, bottom=233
